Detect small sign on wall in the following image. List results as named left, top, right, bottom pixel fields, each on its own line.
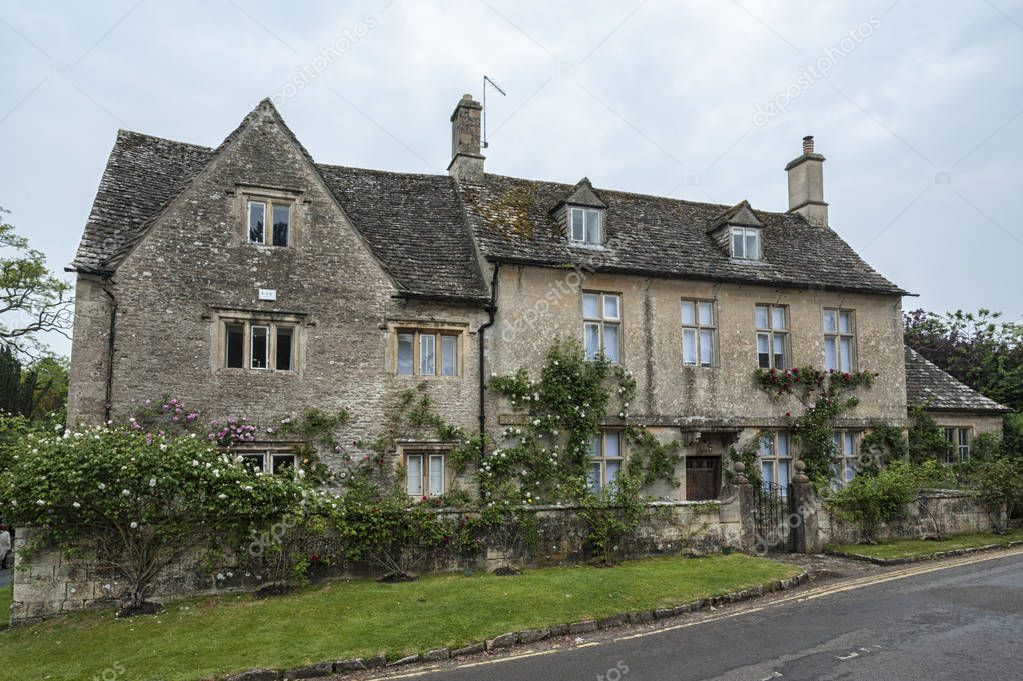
left=258, top=288, right=277, bottom=301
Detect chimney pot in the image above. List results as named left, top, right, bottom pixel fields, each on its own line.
left=802, top=135, right=814, bottom=154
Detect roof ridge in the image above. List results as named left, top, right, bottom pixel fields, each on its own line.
left=114, top=129, right=213, bottom=151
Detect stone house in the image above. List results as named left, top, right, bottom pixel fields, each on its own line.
left=66, top=94, right=1010, bottom=501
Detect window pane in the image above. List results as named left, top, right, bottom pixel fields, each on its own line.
left=271, top=455, right=294, bottom=477
left=700, top=329, right=714, bottom=366
left=745, top=232, right=759, bottom=259
left=778, top=460, right=790, bottom=487
left=604, top=432, right=620, bottom=457
left=226, top=323, right=244, bottom=368
left=759, top=435, right=773, bottom=457
left=429, top=456, right=445, bottom=495
left=683, top=328, right=697, bottom=365
left=777, top=432, right=790, bottom=456
left=772, top=307, right=786, bottom=330
left=959, top=430, right=969, bottom=446
left=681, top=301, right=696, bottom=325
left=276, top=327, right=293, bottom=371
left=248, top=201, right=265, bottom=243
left=762, top=461, right=774, bottom=484
left=605, top=460, right=621, bottom=484
left=757, top=333, right=770, bottom=369
left=844, top=432, right=855, bottom=453
left=839, top=337, right=852, bottom=372
left=584, top=322, right=601, bottom=360
left=419, top=334, right=436, bottom=375
left=582, top=293, right=600, bottom=319
left=839, top=311, right=851, bottom=334
left=251, top=326, right=269, bottom=369
left=699, top=302, right=714, bottom=326
left=603, top=294, right=620, bottom=320
left=440, top=335, right=457, bottom=376
left=845, top=461, right=856, bottom=483
left=406, top=455, right=423, bottom=496
left=272, top=204, right=290, bottom=246
left=731, top=230, right=744, bottom=258
left=570, top=208, right=584, bottom=241
left=603, top=323, right=619, bottom=362
left=587, top=463, right=601, bottom=493
left=833, top=432, right=842, bottom=451
left=397, top=333, right=414, bottom=375
left=824, top=337, right=838, bottom=371
left=585, top=209, right=601, bottom=243
left=823, top=309, right=837, bottom=333
left=755, top=305, right=769, bottom=329
left=773, top=334, right=785, bottom=368
left=589, top=434, right=601, bottom=458
left=241, top=454, right=264, bottom=473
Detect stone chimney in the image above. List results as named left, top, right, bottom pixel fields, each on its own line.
left=784, top=135, right=828, bottom=227
left=447, top=94, right=484, bottom=183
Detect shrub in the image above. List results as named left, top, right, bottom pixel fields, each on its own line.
left=972, top=457, right=1023, bottom=533
left=0, top=426, right=305, bottom=612
left=579, top=473, right=643, bottom=565
left=830, top=462, right=936, bottom=543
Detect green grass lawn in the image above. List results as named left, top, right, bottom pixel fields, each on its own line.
left=0, top=554, right=798, bottom=681
left=828, top=528, right=1023, bottom=561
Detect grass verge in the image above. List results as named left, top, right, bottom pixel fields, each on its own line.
left=1, top=584, right=10, bottom=628
left=827, top=528, right=1023, bottom=561
left=0, top=554, right=798, bottom=681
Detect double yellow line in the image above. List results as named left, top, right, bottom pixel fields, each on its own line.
left=381, top=547, right=1023, bottom=679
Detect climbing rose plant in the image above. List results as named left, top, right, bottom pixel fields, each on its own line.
left=0, top=426, right=306, bottom=612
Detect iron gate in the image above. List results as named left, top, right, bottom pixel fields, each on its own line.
left=753, top=482, right=793, bottom=553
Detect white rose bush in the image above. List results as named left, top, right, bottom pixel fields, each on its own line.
left=0, top=424, right=306, bottom=614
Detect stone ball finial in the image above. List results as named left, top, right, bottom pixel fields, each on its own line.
left=794, top=460, right=806, bottom=472
left=733, top=461, right=745, bottom=474
left=792, top=459, right=809, bottom=483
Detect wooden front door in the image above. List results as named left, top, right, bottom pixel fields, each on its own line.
left=686, top=457, right=721, bottom=501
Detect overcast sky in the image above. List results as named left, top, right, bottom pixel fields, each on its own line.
left=2, top=0, right=1022, bottom=356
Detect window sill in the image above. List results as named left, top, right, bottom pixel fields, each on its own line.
left=568, top=242, right=608, bottom=251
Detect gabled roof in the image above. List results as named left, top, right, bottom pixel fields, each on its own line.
left=70, top=101, right=489, bottom=303
left=709, top=199, right=763, bottom=231
left=459, top=174, right=908, bottom=296
left=553, top=177, right=607, bottom=211
left=905, top=346, right=1011, bottom=414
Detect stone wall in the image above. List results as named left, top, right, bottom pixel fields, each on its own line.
left=7, top=498, right=749, bottom=626
left=819, top=489, right=997, bottom=546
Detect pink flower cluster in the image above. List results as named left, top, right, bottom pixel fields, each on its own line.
left=207, top=417, right=257, bottom=444
left=160, top=398, right=199, bottom=424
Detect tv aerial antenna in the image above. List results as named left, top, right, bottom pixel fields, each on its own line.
left=482, top=75, right=506, bottom=149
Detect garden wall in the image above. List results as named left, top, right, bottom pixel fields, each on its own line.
left=819, top=489, right=997, bottom=546
left=8, top=498, right=746, bottom=626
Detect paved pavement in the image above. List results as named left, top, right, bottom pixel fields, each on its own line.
left=353, top=550, right=1023, bottom=681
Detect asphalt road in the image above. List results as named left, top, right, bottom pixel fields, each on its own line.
left=382, top=551, right=1023, bottom=681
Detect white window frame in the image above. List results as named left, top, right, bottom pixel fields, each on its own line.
left=238, top=451, right=297, bottom=477
left=943, top=427, right=971, bottom=464
left=569, top=206, right=603, bottom=246
left=832, top=431, right=859, bottom=487
left=681, top=299, right=716, bottom=367
left=404, top=452, right=446, bottom=498
left=756, top=305, right=788, bottom=370
left=730, top=226, right=761, bottom=260
left=582, top=292, right=621, bottom=363
left=247, top=199, right=292, bottom=247
left=823, top=308, right=856, bottom=372
left=587, top=431, right=624, bottom=493
left=758, top=431, right=792, bottom=496
left=395, top=329, right=461, bottom=377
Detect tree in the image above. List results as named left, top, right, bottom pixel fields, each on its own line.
left=0, top=347, right=68, bottom=420
left=0, top=208, right=73, bottom=358
left=904, top=308, right=1023, bottom=411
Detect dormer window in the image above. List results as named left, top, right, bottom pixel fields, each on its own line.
left=730, top=226, right=760, bottom=260
left=570, top=207, right=603, bottom=245
left=248, top=200, right=291, bottom=247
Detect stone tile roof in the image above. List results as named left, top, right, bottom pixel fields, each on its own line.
left=458, top=174, right=908, bottom=296
left=70, top=121, right=489, bottom=303
left=905, top=345, right=1011, bottom=413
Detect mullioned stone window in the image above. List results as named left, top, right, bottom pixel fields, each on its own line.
left=216, top=311, right=303, bottom=373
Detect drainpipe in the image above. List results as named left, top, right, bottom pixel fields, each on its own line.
left=101, top=276, right=118, bottom=425
left=476, top=263, right=500, bottom=454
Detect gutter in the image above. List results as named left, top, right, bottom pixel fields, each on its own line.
left=476, top=263, right=500, bottom=454
left=100, top=277, right=118, bottom=424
